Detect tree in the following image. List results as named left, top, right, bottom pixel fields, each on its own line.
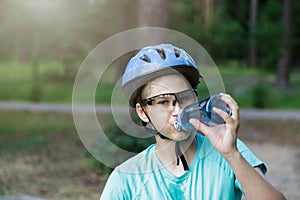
left=138, top=0, right=170, bottom=28
left=137, top=0, right=170, bottom=42
left=115, top=0, right=171, bottom=80
left=248, top=0, right=258, bottom=68
left=276, top=0, right=294, bottom=88
left=193, top=0, right=215, bottom=30
left=114, top=0, right=138, bottom=80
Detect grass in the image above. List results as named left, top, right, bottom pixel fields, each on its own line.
left=0, top=61, right=70, bottom=102
left=0, top=111, right=77, bottom=155
left=0, top=110, right=154, bottom=176
left=0, top=110, right=140, bottom=172
left=0, top=60, right=117, bottom=103
left=218, top=65, right=300, bottom=109
left=0, top=60, right=300, bottom=108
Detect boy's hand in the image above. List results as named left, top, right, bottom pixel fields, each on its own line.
left=189, top=93, right=240, bottom=157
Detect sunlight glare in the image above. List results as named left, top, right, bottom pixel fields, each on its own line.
left=26, top=0, right=62, bottom=14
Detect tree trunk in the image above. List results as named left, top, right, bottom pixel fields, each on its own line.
left=193, top=0, right=215, bottom=30
left=115, top=0, right=138, bottom=80
left=137, top=0, right=170, bottom=43
left=138, top=0, right=169, bottom=28
left=248, top=0, right=258, bottom=68
left=117, top=0, right=170, bottom=80
left=276, top=0, right=293, bottom=88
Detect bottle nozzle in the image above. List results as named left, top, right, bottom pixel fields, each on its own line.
left=174, top=120, right=182, bottom=131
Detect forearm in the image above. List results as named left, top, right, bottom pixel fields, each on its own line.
left=224, top=150, right=286, bottom=200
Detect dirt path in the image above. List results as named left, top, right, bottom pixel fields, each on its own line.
left=246, top=142, right=300, bottom=199
left=0, top=132, right=105, bottom=200
left=239, top=119, right=300, bottom=200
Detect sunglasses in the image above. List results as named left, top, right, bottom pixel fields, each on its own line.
left=141, top=89, right=198, bottom=111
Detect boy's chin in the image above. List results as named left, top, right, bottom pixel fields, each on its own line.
left=172, top=131, right=194, bottom=142
left=158, top=128, right=194, bottom=141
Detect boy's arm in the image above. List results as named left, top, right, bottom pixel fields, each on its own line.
left=99, top=169, right=126, bottom=200
left=190, top=93, right=285, bottom=200
left=224, top=149, right=286, bottom=200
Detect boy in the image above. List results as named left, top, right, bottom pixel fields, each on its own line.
left=100, top=44, right=285, bottom=199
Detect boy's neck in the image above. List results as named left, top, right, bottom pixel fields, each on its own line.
left=154, top=135, right=197, bottom=176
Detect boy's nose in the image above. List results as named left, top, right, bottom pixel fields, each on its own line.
left=171, top=98, right=181, bottom=114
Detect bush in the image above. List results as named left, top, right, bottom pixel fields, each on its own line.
left=84, top=118, right=155, bottom=174
left=251, top=82, right=269, bottom=108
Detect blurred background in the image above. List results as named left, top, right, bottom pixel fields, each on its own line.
left=0, top=0, right=299, bottom=199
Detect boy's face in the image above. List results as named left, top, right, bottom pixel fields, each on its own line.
left=139, top=74, right=197, bottom=141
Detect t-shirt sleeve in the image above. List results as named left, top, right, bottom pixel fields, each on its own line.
left=99, top=168, right=127, bottom=200
left=234, top=139, right=267, bottom=190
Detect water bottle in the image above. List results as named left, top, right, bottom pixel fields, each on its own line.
left=174, top=94, right=232, bottom=133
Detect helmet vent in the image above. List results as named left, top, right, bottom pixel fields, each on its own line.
left=174, top=49, right=181, bottom=58
left=140, top=55, right=151, bottom=63
left=156, top=49, right=166, bottom=59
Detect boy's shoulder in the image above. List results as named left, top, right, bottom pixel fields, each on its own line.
left=117, top=144, right=158, bottom=175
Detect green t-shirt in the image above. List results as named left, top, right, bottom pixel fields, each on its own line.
left=100, top=135, right=266, bottom=200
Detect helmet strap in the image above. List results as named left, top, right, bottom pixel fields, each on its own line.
left=140, top=105, right=189, bottom=171
left=175, top=141, right=189, bottom=171
left=140, top=105, right=171, bottom=139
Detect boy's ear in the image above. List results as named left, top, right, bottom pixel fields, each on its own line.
left=135, top=103, right=149, bottom=123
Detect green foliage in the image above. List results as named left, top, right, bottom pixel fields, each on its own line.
left=1, top=60, right=300, bottom=109
left=208, top=0, right=248, bottom=59
left=0, top=61, right=72, bottom=102
left=171, top=0, right=299, bottom=71
left=0, top=111, right=76, bottom=154
left=0, top=0, right=299, bottom=105
left=105, top=121, right=155, bottom=153
left=293, top=1, right=300, bottom=58
left=219, top=64, right=300, bottom=109
left=84, top=151, right=113, bottom=174
left=251, top=81, right=269, bottom=108
left=82, top=116, right=155, bottom=173
left=255, top=1, right=283, bottom=69
left=210, top=16, right=247, bottom=59
left=0, top=0, right=299, bottom=72
left=172, top=0, right=249, bottom=59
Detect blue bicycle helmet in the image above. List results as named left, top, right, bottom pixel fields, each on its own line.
left=122, top=44, right=201, bottom=107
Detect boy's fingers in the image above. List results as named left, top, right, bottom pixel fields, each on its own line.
left=219, top=94, right=239, bottom=121
left=189, top=118, right=209, bottom=136
left=213, top=107, right=234, bottom=124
